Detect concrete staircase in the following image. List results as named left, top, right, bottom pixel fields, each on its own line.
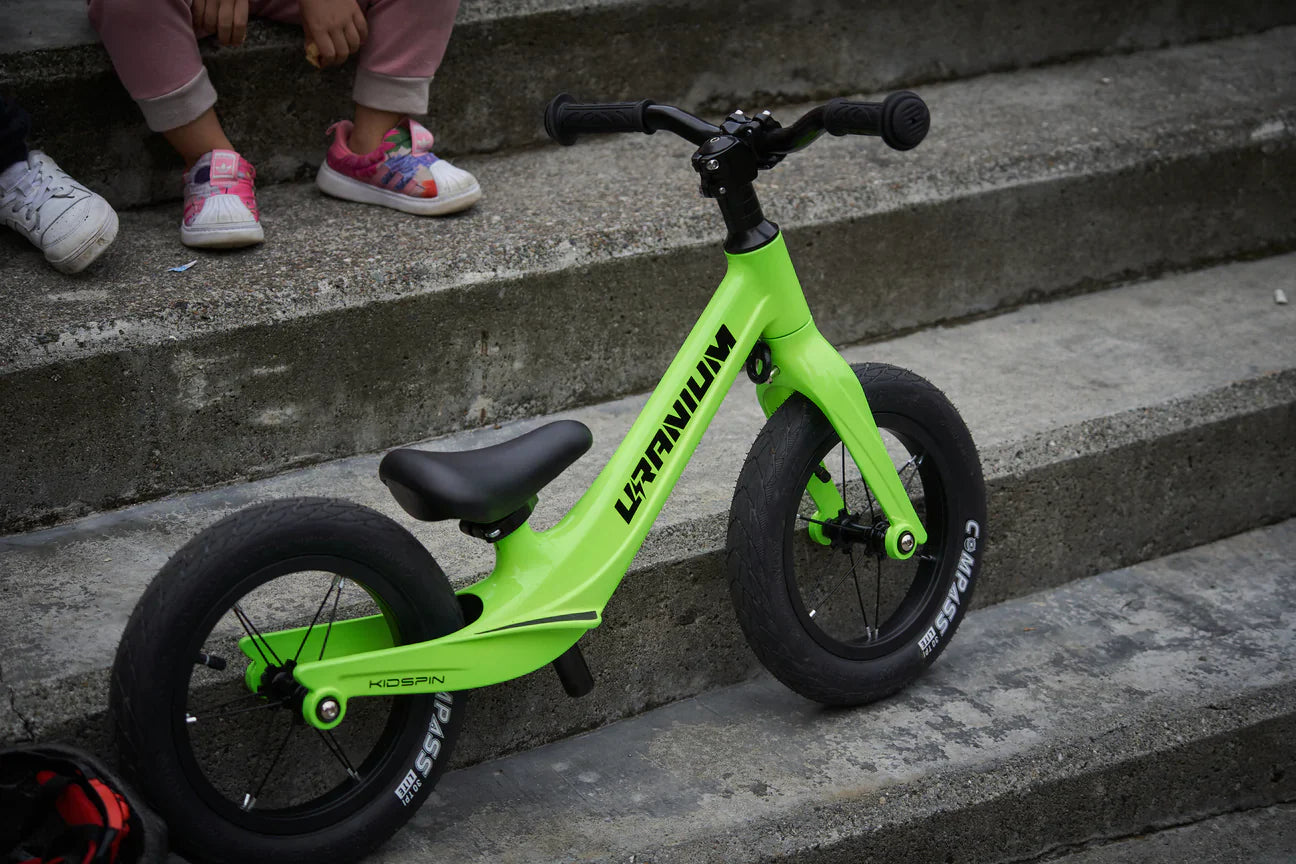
left=1, top=2, right=1293, bottom=860
left=377, top=522, right=1296, bottom=863
left=5, top=0, right=1293, bottom=208
left=2, top=27, right=1293, bottom=533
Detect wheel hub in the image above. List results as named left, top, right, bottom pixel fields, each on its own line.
left=821, top=510, right=890, bottom=556
left=259, top=659, right=308, bottom=717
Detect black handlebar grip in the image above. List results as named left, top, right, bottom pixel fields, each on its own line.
left=544, top=93, right=656, bottom=146
left=823, top=91, right=930, bottom=151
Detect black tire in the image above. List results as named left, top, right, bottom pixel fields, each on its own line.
left=727, top=363, right=986, bottom=706
left=109, top=497, right=465, bottom=864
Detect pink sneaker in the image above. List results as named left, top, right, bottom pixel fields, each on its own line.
left=315, top=118, right=481, bottom=216
left=181, top=150, right=264, bottom=249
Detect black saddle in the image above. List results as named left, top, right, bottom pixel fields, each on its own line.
left=380, top=420, right=593, bottom=526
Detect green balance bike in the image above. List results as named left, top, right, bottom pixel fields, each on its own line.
left=110, top=91, right=986, bottom=863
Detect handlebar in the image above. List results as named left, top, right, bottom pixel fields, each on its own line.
left=544, top=91, right=931, bottom=155
left=543, top=96, right=656, bottom=145
left=543, top=89, right=931, bottom=254
left=824, top=92, right=930, bottom=151
left=544, top=95, right=723, bottom=146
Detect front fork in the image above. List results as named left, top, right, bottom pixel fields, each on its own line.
left=755, top=323, right=926, bottom=559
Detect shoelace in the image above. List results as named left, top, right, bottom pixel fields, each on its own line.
left=2, top=161, right=69, bottom=231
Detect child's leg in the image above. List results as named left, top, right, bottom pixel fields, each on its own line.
left=296, top=0, right=478, bottom=215
left=350, top=105, right=402, bottom=157
left=253, top=0, right=460, bottom=153
left=166, top=108, right=236, bottom=170
left=349, top=0, right=460, bottom=152
left=89, top=0, right=261, bottom=248
left=88, top=0, right=230, bottom=163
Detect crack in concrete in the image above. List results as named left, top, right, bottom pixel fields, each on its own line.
left=1009, top=798, right=1296, bottom=863
left=0, top=661, right=38, bottom=742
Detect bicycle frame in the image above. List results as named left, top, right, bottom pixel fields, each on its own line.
left=243, top=231, right=927, bottom=730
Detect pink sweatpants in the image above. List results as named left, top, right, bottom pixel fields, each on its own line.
left=88, top=0, right=460, bottom=132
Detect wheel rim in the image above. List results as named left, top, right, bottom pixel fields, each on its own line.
left=783, top=412, right=953, bottom=661
left=170, top=555, right=433, bottom=834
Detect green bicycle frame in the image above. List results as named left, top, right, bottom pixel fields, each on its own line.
left=241, top=231, right=927, bottom=730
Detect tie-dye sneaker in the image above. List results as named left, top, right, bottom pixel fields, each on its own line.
left=316, top=118, right=481, bottom=216
left=181, top=149, right=263, bottom=249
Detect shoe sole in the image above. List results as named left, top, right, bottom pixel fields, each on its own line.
left=181, top=221, right=265, bottom=249
left=315, top=162, right=482, bottom=216
left=48, top=206, right=119, bottom=275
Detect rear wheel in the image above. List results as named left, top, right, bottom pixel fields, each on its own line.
left=728, top=363, right=986, bottom=705
left=110, top=497, right=464, bottom=864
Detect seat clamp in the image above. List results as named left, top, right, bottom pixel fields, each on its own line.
left=459, top=498, right=536, bottom=543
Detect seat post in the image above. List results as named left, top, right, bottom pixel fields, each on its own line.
left=459, top=497, right=536, bottom=543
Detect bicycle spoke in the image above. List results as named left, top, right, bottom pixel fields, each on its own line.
left=796, top=513, right=834, bottom=527
left=810, top=551, right=864, bottom=618
left=190, top=689, right=263, bottom=716
left=187, top=699, right=284, bottom=724
left=848, top=547, right=872, bottom=638
left=233, top=603, right=283, bottom=667
left=317, top=729, right=362, bottom=782
left=840, top=443, right=849, bottom=515
left=900, top=452, right=925, bottom=497
left=293, top=575, right=342, bottom=663
left=318, top=578, right=346, bottom=662
left=874, top=555, right=882, bottom=639
left=244, top=715, right=296, bottom=810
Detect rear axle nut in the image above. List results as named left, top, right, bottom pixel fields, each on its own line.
left=317, top=697, right=341, bottom=723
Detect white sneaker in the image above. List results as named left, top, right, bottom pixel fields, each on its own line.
left=316, top=118, right=481, bottom=216
left=181, top=149, right=264, bottom=249
left=1, top=151, right=119, bottom=274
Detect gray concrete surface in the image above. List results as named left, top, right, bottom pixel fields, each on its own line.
left=1039, top=804, right=1296, bottom=864
left=2, top=254, right=1293, bottom=766
left=366, top=520, right=1295, bottom=862
left=2, top=0, right=1291, bottom=207
left=0, top=0, right=640, bottom=52
left=2, top=30, right=1294, bottom=530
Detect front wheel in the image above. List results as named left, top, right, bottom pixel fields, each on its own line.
left=109, top=497, right=466, bottom=864
left=727, top=363, right=986, bottom=706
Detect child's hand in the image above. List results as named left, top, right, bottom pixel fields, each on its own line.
left=193, top=0, right=249, bottom=47
left=300, top=0, right=369, bottom=68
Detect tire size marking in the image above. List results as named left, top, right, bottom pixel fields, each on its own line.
left=918, top=519, right=980, bottom=658
left=395, top=692, right=455, bottom=806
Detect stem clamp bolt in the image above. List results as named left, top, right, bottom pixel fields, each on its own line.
left=317, top=697, right=340, bottom=723
left=705, top=158, right=721, bottom=172
left=898, top=531, right=916, bottom=554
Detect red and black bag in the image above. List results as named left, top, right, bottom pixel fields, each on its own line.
left=0, top=745, right=165, bottom=864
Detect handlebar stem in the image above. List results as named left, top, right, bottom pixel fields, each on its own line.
left=716, top=183, right=779, bottom=253
left=691, top=130, right=778, bottom=253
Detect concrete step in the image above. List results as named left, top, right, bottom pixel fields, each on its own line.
left=4, top=0, right=1293, bottom=208
left=1040, top=804, right=1296, bottom=864
left=3, top=29, right=1294, bottom=532
left=346, top=521, right=1296, bottom=860
left=3, top=252, right=1293, bottom=767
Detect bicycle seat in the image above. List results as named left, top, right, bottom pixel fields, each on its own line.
left=379, top=420, right=593, bottom=524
